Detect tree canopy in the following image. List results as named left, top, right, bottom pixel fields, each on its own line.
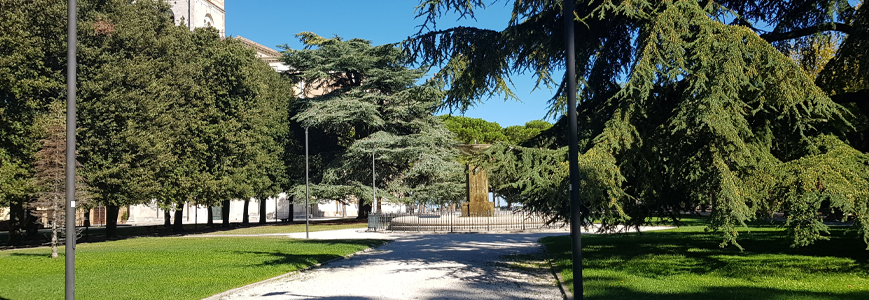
left=1, top=0, right=295, bottom=238
left=410, top=0, right=869, bottom=248
left=281, top=33, right=464, bottom=217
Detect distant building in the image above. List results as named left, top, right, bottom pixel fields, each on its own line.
left=167, top=0, right=226, bottom=37
left=234, top=36, right=291, bottom=72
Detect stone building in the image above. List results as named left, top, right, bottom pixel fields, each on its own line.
left=167, top=0, right=226, bottom=37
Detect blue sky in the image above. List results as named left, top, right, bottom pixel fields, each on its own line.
left=226, top=0, right=556, bottom=128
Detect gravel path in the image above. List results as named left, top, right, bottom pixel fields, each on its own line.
left=208, top=231, right=569, bottom=300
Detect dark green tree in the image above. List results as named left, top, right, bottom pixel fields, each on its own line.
left=410, top=0, right=869, bottom=248
left=76, top=0, right=184, bottom=237
left=282, top=33, right=464, bottom=218
left=1, top=0, right=81, bottom=243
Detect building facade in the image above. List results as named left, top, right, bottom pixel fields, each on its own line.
left=167, top=0, right=226, bottom=37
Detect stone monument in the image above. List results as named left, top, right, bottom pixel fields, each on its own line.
left=458, top=144, right=495, bottom=216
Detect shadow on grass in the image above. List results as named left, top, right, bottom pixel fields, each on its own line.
left=230, top=239, right=386, bottom=268
left=7, top=252, right=54, bottom=258
left=582, top=281, right=869, bottom=300
left=1, top=218, right=368, bottom=249
left=543, top=227, right=869, bottom=300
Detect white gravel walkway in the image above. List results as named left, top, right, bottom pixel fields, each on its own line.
left=205, top=226, right=673, bottom=300
left=206, top=230, right=570, bottom=300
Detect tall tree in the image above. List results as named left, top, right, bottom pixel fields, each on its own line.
left=30, top=102, right=90, bottom=257
left=1, top=0, right=71, bottom=243
left=282, top=33, right=464, bottom=218
left=503, top=120, right=553, bottom=144
left=439, top=115, right=508, bottom=144
left=410, top=0, right=869, bottom=248
left=78, top=0, right=184, bottom=236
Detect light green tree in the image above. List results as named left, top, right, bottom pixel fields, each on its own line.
left=439, top=115, right=508, bottom=144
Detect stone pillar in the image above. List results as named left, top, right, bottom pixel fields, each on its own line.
left=458, top=144, right=495, bottom=217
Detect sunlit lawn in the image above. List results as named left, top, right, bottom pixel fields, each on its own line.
left=0, top=236, right=385, bottom=300
left=541, top=221, right=869, bottom=300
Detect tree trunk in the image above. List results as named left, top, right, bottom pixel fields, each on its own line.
left=258, top=196, right=267, bottom=224
left=173, top=206, right=184, bottom=232
left=242, top=199, right=250, bottom=225
left=8, top=198, right=24, bottom=245
left=83, top=208, right=91, bottom=227
left=51, top=203, right=58, bottom=258
left=25, top=209, right=39, bottom=237
left=356, top=198, right=371, bottom=219
left=221, top=200, right=230, bottom=227
left=105, top=205, right=120, bottom=238
left=207, top=206, right=214, bottom=227
left=163, top=210, right=171, bottom=228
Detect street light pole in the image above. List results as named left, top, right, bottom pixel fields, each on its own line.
left=65, top=0, right=77, bottom=299
left=372, top=148, right=376, bottom=214
left=304, top=127, right=310, bottom=239
left=564, top=0, right=583, bottom=298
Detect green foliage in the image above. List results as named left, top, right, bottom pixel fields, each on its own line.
left=503, top=120, right=553, bottom=144
left=0, top=236, right=385, bottom=300
left=439, top=115, right=508, bottom=144
left=0, top=0, right=295, bottom=235
left=281, top=33, right=464, bottom=213
left=0, top=0, right=67, bottom=223
left=412, top=0, right=869, bottom=248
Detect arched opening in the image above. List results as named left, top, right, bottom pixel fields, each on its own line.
left=204, top=13, right=214, bottom=28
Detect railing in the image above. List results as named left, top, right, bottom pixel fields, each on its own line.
left=367, top=210, right=557, bottom=232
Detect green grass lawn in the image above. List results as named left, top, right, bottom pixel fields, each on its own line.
left=201, top=222, right=367, bottom=235
left=541, top=223, right=869, bottom=300
left=0, top=236, right=385, bottom=300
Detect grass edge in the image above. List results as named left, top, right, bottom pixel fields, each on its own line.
left=201, top=239, right=392, bottom=300
left=541, top=238, right=572, bottom=300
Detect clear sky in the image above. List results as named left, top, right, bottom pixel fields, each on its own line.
left=226, top=0, right=558, bottom=128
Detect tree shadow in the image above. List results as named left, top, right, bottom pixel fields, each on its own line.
left=7, top=252, right=54, bottom=258
left=228, top=239, right=387, bottom=267
left=544, top=227, right=869, bottom=299
left=582, top=282, right=869, bottom=300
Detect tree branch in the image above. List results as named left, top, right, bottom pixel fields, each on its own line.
left=830, top=89, right=869, bottom=104
left=760, top=23, right=853, bottom=43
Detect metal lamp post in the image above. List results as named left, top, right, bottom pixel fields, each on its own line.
left=564, top=0, right=583, bottom=298
left=305, top=127, right=310, bottom=239
left=65, top=0, right=78, bottom=299
left=372, top=147, right=377, bottom=213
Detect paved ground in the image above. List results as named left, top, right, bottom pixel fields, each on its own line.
left=207, top=230, right=571, bottom=300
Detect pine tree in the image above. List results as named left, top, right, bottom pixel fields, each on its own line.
left=281, top=33, right=464, bottom=218
left=30, top=102, right=89, bottom=258
left=439, top=115, right=508, bottom=144
left=410, top=0, right=869, bottom=248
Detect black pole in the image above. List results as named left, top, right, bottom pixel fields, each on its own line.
left=65, top=0, right=77, bottom=298
left=564, top=0, right=582, bottom=298
left=372, top=148, right=377, bottom=213
left=304, top=127, right=310, bottom=239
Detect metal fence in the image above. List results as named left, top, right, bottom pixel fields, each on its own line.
left=367, top=210, right=558, bottom=232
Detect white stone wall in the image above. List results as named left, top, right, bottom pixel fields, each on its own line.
left=0, top=207, right=8, bottom=221
left=167, top=0, right=225, bottom=37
